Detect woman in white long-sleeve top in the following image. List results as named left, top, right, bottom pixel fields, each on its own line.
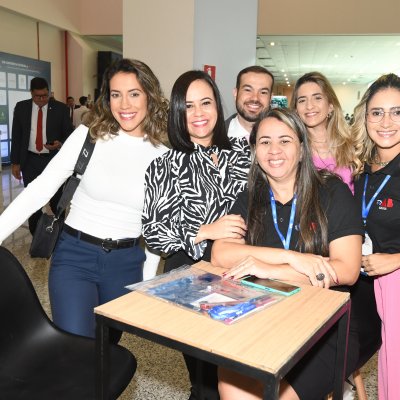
left=0, top=59, right=169, bottom=341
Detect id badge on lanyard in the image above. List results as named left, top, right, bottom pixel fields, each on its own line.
left=269, top=188, right=297, bottom=250
left=361, top=174, right=391, bottom=272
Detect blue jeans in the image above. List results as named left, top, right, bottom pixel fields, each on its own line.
left=49, top=230, right=145, bottom=338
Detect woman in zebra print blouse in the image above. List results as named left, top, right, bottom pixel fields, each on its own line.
left=142, top=70, right=251, bottom=400
left=142, top=70, right=251, bottom=270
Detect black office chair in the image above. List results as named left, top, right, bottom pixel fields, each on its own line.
left=0, top=246, right=136, bottom=400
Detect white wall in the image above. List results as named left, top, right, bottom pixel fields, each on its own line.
left=124, top=0, right=258, bottom=115
left=0, top=1, right=80, bottom=32
left=80, top=0, right=122, bottom=35
left=123, top=0, right=195, bottom=99
left=0, top=8, right=67, bottom=100
left=193, top=0, right=258, bottom=116
left=333, top=83, right=369, bottom=115
left=0, top=5, right=122, bottom=102
left=67, top=33, right=122, bottom=103
left=0, top=0, right=122, bottom=34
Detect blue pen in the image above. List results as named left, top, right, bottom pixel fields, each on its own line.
left=208, top=301, right=256, bottom=321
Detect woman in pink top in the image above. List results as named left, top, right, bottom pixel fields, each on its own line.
left=291, top=72, right=381, bottom=399
left=290, top=72, right=361, bottom=192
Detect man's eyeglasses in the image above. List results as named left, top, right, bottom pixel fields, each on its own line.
left=33, top=94, right=49, bottom=100
left=366, top=107, right=400, bottom=123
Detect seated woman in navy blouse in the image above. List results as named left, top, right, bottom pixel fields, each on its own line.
left=142, top=70, right=251, bottom=400
left=212, top=108, right=363, bottom=400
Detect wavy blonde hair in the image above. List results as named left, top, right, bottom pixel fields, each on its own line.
left=352, top=73, right=400, bottom=170
left=85, top=59, right=168, bottom=146
left=291, top=71, right=363, bottom=176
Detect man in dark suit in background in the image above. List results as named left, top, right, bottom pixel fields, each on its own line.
left=11, top=77, right=73, bottom=234
left=66, top=96, right=79, bottom=128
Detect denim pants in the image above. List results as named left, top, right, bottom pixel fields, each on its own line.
left=49, top=230, right=145, bottom=338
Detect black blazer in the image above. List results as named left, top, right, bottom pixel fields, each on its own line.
left=10, top=98, right=73, bottom=168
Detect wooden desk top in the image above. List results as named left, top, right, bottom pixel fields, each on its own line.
left=95, top=261, right=349, bottom=375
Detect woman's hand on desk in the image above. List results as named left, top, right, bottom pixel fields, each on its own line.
left=285, top=251, right=337, bottom=288
left=221, top=254, right=333, bottom=288
left=222, top=255, right=271, bottom=280
left=195, top=214, right=247, bottom=244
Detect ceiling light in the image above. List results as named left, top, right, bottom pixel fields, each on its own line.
left=334, top=54, right=339, bottom=58
left=342, top=82, right=346, bottom=85
left=281, top=69, right=285, bottom=72
left=270, top=42, right=275, bottom=46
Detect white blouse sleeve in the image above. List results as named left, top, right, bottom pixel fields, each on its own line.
left=0, top=126, right=88, bottom=244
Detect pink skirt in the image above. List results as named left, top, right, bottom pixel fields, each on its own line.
left=375, top=268, right=400, bottom=400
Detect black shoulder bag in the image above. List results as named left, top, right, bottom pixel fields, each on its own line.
left=29, top=133, right=95, bottom=259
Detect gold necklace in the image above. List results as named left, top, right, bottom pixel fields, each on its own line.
left=374, top=155, right=390, bottom=167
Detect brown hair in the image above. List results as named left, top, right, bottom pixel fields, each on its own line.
left=85, top=59, right=168, bottom=146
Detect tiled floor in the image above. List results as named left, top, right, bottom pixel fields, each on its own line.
left=0, top=165, right=378, bottom=399
left=0, top=166, right=190, bottom=400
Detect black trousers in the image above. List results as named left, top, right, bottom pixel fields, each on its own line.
left=165, top=248, right=220, bottom=400
left=22, top=152, right=64, bottom=235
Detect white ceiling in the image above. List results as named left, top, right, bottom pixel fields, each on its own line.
left=256, top=35, right=400, bottom=87
left=89, top=34, right=400, bottom=89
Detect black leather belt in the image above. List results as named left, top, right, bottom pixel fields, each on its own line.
left=28, top=151, right=51, bottom=157
left=63, top=225, right=140, bottom=252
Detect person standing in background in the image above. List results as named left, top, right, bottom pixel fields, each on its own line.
left=66, top=96, right=78, bottom=126
left=10, top=77, right=73, bottom=235
left=73, top=96, right=90, bottom=127
left=226, top=66, right=274, bottom=141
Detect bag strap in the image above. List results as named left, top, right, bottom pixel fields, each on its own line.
left=74, top=132, right=96, bottom=176
left=55, top=132, right=95, bottom=217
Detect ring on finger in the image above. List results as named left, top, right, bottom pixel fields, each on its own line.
left=316, top=272, right=325, bottom=281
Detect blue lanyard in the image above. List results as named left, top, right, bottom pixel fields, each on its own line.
left=269, top=188, right=297, bottom=250
left=362, top=174, right=391, bottom=225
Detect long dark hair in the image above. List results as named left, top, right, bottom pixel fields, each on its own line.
left=247, top=108, right=330, bottom=255
left=86, top=59, right=168, bottom=145
left=168, top=70, right=231, bottom=153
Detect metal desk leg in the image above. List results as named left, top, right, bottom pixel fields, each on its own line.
left=196, top=358, right=205, bottom=400
left=332, top=301, right=350, bottom=399
left=263, top=376, right=279, bottom=399
left=96, top=315, right=110, bottom=400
